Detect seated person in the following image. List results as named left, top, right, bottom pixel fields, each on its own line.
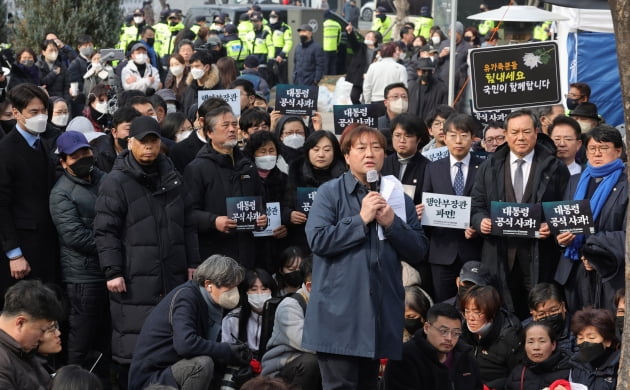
left=383, top=302, right=483, bottom=389
left=442, top=260, right=492, bottom=308
left=402, top=284, right=433, bottom=342
left=522, top=283, right=575, bottom=353
left=0, top=280, right=62, bottom=390
left=129, top=255, right=252, bottom=390
left=261, top=256, right=322, bottom=390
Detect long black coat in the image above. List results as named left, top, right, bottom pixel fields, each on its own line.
left=506, top=349, right=571, bottom=390
left=382, top=151, right=430, bottom=206
left=94, top=151, right=199, bottom=363
left=554, top=170, right=627, bottom=313
left=470, top=143, right=569, bottom=310
left=408, top=77, right=448, bottom=123
left=0, top=128, right=59, bottom=306
left=383, top=332, right=483, bottom=390
left=184, top=144, right=265, bottom=268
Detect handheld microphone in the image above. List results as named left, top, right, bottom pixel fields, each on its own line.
left=366, top=170, right=380, bottom=192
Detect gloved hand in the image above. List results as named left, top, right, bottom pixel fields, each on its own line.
left=229, top=343, right=252, bottom=366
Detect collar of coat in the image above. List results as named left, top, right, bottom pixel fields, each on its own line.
left=186, top=63, right=221, bottom=89
left=115, top=150, right=181, bottom=193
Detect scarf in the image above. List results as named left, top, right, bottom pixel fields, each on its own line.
left=564, top=158, right=624, bottom=261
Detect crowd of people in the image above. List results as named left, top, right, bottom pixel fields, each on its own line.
left=0, top=2, right=625, bottom=390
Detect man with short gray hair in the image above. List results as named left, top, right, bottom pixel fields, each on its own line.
left=129, top=255, right=252, bottom=390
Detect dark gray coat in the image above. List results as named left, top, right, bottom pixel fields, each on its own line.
left=293, top=39, right=325, bottom=85
left=50, top=168, right=105, bottom=284
left=94, top=151, right=199, bottom=363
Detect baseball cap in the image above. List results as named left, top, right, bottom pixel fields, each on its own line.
left=298, top=24, right=313, bottom=32
left=130, top=42, right=147, bottom=53
left=459, top=261, right=490, bottom=286
left=129, top=116, right=161, bottom=140
left=244, top=55, right=259, bottom=68
left=56, top=131, right=91, bottom=155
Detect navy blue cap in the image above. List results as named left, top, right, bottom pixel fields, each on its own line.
left=56, top=131, right=91, bottom=155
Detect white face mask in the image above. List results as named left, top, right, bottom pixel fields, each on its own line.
left=217, top=287, right=240, bottom=310
left=283, top=134, right=305, bottom=149
left=364, top=39, right=374, bottom=46
left=166, top=103, right=177, bottom=114
left=170, top=65, right=184, bottom=76
left=190, top=67, right=206, bottom=80
left=51, top=114, right=69, bottom=127
left=45, top=51, right=58, bottom=63
left=24, top=114, right=48, bottom=134
left=133, top=16, right=144, bottom=25
left=389, top=98, right=408, bottom=114
left=431, top=36, right=441, bottom=46
left=94, top=101, right=109, bottom=114
left=270, top=17, right=278, bottom=24
left=255, top=155, right=277, bottom=170
left=133, top=53, right=147, bottom=65
left=468, top=321, right=493, bottom=337
left=176, top=130, right=192, bottom=142
left=576, top=119, right=595, bottom=133
left=248, top=292, right=271, bottom=311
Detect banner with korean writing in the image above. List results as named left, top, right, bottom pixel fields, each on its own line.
left=198, top=89, right=241, bottom=116
left=542, top=200, right=595, bottom=236
left=226, top=196, right=264, bottom=231
left=422, top=146, right=449, bottom=162
left=421, top=192, right=471, bottom=229
left=490, top=201, right=541, bottom=238
left=275, top=84, right=318, bottom=116
left=471, top=108, right=512, bottom=125
left=296, top=187, right=317, bottom=215
left=469, top=41, right=561, bottom=111
left=332, top=104, right=377, bottom=135
left=253, top=202, right=281, bottom=237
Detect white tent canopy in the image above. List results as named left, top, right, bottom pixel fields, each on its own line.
left=467, top=5, right=569, bottom=22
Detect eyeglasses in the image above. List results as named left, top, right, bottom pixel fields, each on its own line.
left=484, top=135, right=505, bottom=144
left=44, top=322, right=60, bottom=334
left=428, top=322, right=462, bottom=338
left=552, top=137, right=578, bottom=143
left=432, top=120, right=445, bottom=127
left=387, top=94, right=408, bottom=100
left=587, top=145, right=612, bottom=154
left=463, top=309, right=485, bottom=319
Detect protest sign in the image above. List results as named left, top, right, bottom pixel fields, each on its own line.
left=275, top=84, right=318, bottom=116
left=198, top=89, right=241, bottom=116
left=253, top=202, right=281, bottom=237
left=296, top=187, right=318, bottom=215
left=226, top=196, right=264, bottom=231
left=332, top=104, right=377, bottom=135
left=542, top=200, right=595, bottom=236
left=421, top=192, right=471, bottom=229
left=491, top=201, right=541, bottom=238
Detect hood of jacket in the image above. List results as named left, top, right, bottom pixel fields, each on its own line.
left=186, top=63, right=221, bottom=89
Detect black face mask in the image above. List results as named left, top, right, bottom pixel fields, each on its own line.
left=537, top=313, right=565, bottom=337
left=69, top=156, right=95, bottom=178
left=457, top=284, right=471, bottom=299
left=419, top=73, right=432, bottom=84
left=616, top=316, right=624, bottom=335
left=404, top=318, right=424, bottom=336
left=0, top=119, right=16, bottom=133
left=566, top=98, right=579, bottom=110
left=299, top=35, right=308, bottom=44
left=282, top=270, right=303, bottom=287
left=117, top=136, right=129, bottom=150
left=377, top=14, right=386, bottom=21
left=576, top=341, right=606, bottom=363
left=146, top=38, right=155, bottom=47
left=463, top=36, right=472, bottom=42
left=170, top=21, right=178, bottom=27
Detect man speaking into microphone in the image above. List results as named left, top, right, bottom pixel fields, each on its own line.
left=304, top=125, right=428, bottom=390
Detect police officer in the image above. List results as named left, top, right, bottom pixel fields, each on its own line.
left=209, top=15, right=225, bottom=32
left=477, top=3, right=495, bottom=37
left=190, top=15, right=207, bottom=38
left=153, top=9, right=171, bottom=60
left=373, top=6, right=393, bottom=42
left=414, top=6, right=434, bottom=39
left=533, top=20, right=551, bottom=41
left=238, top=13, right=254, bottom=41
left=246, top=12, right=273, bottom=66
left=268, top=10, right=292, bottom=84
left=322, top=10, right=342, bottom=75
left=118, top=9, right=147, bottom=51
left=224, top=24, right=249, bottom=69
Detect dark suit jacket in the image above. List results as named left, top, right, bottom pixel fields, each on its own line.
left=0, top=128, right=59, bottom=303
left=382, top=151, right=430, bottom=206
left=422, top=154, right=484, bottom=265
left=170, top=130, right=206, bottom=174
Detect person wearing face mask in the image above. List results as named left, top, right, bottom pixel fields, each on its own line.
left=568, top=307, right=620, bottom=390
left=378, top=83, right=409, bottom=148
left=49, top=131, right=111, bottom=387
left=273, top=116, right=310, bottom=172
left=7, top=48, right=42, bottom=91
left=121, top=43, right=161, bottom=93
left=463, top=27, right=481, bottom=48
left=82, top=84, right=112, bottom=132
left=140, top=25, right=162, bottom=72
left=345, top=25, right=380, bottom=104
left=67, top=35, right=95, bottom=109
left=184, top=105, right=268, bottom=269
left=402, top=285, right=432, bottom=342
left=95, top=116, right=200, bottom=389
left=506, top=323, right=571, bottom=390
left=322, top=11, right=342, bottom=75
left=222, top=269, right=278, bottom=355
left=272, top=247, right=305, bottom=295
left=429, top=28, right=447, bottom=48
left=129, top=255, right=253, bottom=390
left=36, top=40, right=69, bottom=98
left=0, top=101, right=16, bottom=138
left=460, top=285, right=523, bottom=390
left=441, top=261, right=492, bottom=309
left=523, top=283, right=575, bottom=354
left=118, top=9, right=147, bottom=53
left=163, top=53, right=189, bottom=103
left=181, top=50, right=221, bottom=116
left=91, top=106, right=142, bottom=173
left=160, top=112, right=193, bottom=142
left=568, top=102, right=601, bottom=134
left=372, top=6, right=393, bottom=42
left=293, top=24, right=324, bottom=87
left=565, top=82, right=590, bottom=111
left=0, top=84, right=60, bottom=307
left=267, top=12, right=292, bottom=84
left=49, top=97, right=70, bottom=131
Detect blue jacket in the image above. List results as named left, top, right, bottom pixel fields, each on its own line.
left=303, top=172, right=428, bottom=359
left=129, top=280, right=232, bottom=390
left=293, top=39, right=324, bottom=86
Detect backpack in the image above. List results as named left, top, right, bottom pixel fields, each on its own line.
left=257, top=292, right=307, bottom=360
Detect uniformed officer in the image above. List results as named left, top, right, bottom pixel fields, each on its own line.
left=372, top=6, right=393, bottom=42
left=268, top=10, right=293, bottom=84
left=224, top=24, right=249, bottom=69
left=118, top=9, right=147, bottom=51
left=322, top=10, right=342, bottom=75
left=414, top=6, right=434, bottom=39
left=246, top=12, right=273, bottom=65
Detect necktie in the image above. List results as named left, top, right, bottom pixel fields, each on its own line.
left=514, top=159, right=525, bottom=202
left=453, top=161, right=464, bottom=195
left=33, top=138, right=41, bottom=151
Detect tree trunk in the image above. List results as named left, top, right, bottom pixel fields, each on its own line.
left=391, top=0, right=409, bottom=42
left=608, top=1, right=630, bottom=388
